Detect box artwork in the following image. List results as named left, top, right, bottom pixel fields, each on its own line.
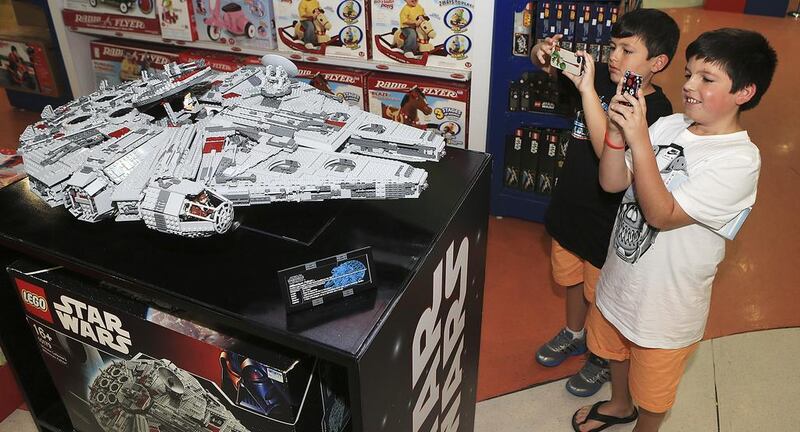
left=273, top=0, right=369, bottom=59
left=191, top=0, right=278, bottom=51
left=90, top=40, right=180, bottom=87
left=371, top=0, right=474, bottom=70
left=62, top=0, right=161, bottom=35
left=11, top=262, right=350, bottom=432
left=367, top=72, right=469, bottom=148
left=156, top=0, right=199, bottom=41
left=0, top=149, right=26, bottom=190
left=0, top=38, right=62, bottom=97
left=295, top=62, right=369, bottom=109
left=179, top=49, right=249, bottom=72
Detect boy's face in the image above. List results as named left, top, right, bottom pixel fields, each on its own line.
left=682, top=56, right=743, bottom=124
left=406, top=0, right=419, bottom=6
left=606, top=36, right=660, bottom=84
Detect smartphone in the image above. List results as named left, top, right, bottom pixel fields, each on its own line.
left=620, top=70, right=643, bottom=105
left=550, top=45, right=584, bottom=76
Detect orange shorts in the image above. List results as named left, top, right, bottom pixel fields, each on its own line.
left=586, top=304, right=699, bottom=413
left=550, top=240, right=601, bottom=303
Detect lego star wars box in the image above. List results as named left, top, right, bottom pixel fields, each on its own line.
left=9, top=261, right=350, bottom=432
left=367, top=72, right=469, bottom=148
left=295, top=62, right=368, bottom=109
left=371, top=0, right=474, bottom=70
left=274, top=0, right=369, bottom=59
left=536, top=128, right=557, bottom=195
left=62, top=0, right=162, bottom=36
left=156, top=0, right=199, bottom=41
left=520, top=128, right=541, bottom=193
left=193, top=0, right=277, bottom=52
left=503, top=129, right=523, bottom=189
left=90, top=40, right=180, bottom=87
left=0, top=37, right=63, bottom=97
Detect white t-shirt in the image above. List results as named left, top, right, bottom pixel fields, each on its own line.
left=596, top=114, right=760, bottom=349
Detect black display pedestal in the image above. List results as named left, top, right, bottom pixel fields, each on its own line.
left=0, top=149, right=491, bottom=432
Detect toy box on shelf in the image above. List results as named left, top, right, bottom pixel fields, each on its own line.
left=273, top=0, right=369, bottom=59
left=370, top=0, right=473, bottom=70
left=156, top=0, right=198, bottom=41
left=179, top=48, right=249, bottom=71
left=367, top=72, right=469, bottom=149
left=90, top=40, right=181, bottom=86
left=192, top=0, right=277, bottom=52
left=0, top=36, right=64, bottom=98
left=295, top=62, right=369, bottom=109
left=62, top=0, right=161, bottom=36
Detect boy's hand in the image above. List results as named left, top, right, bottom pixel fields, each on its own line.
left=530, top=34, right=563, bottom=71
left=608, top=80, right=649, bottom=150
left=563, top=50, right=594, bottom=93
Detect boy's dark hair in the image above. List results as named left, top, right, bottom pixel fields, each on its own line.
left=611, top=9, right=680, bottom=70
left=686, top=28, right=777, bottom=112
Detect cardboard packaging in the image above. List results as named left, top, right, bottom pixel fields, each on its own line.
left=90, top=40, right=180, bottom=86
left=0, top=36, right=63, bottom=97
left=156, top=0, right=199, bottom=41
left=274, top=0, right=369, bottom=59
left=193, top=0, right=278, bottom=52
left=62, top=0, right=162, bottom=35
left=295, top=62, right=369, bottom=109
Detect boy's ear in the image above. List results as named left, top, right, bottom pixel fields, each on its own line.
left=735, top=83, right=757, bottom=107
left=650, top=54, right=670, bottom=74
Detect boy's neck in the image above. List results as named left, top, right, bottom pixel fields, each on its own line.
left=640, top=75, right=657, bottom=96
left=688, top=113, right=744, bottom=136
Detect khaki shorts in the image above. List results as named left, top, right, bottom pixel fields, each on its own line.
left=550, top=239, right=601, bottom=303
left=586, top=304, right=699, bottom=413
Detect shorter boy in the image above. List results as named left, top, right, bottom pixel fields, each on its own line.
left=572, top=29, right=777, bottom=432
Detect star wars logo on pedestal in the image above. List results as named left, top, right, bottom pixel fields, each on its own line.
left=412, top=237, right=468, bottom=431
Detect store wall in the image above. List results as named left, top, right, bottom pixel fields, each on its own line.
left=644, top=0, right=704, bottom=7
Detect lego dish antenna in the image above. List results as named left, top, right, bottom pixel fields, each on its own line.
left=261, top=54, right=299, bottom=77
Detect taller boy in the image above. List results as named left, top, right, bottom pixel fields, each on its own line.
left=529, top=9, right=680, bottom=396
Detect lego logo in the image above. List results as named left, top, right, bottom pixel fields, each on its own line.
left=22, top=290, right=48, bottom=312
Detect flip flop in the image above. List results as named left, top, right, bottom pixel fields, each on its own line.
left=571, top=400, right=639, bottom=432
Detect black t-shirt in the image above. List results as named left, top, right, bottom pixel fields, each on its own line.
left=544, top=64, right=673, bottom=269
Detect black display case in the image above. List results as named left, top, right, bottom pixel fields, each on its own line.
left=0, top=148, right=491, bottom=432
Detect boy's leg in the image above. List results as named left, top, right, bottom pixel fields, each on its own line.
left=632, top=409, right=666, bottom=432
left=566, top=282, right=589, bottom=332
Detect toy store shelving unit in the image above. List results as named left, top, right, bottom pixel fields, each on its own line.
left=44, top=0, right=495, bottom=152
left=0, top=149, right=491, bottom=432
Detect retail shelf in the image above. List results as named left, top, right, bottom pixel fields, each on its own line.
left=68, top=27, right=471, bottom=82
left=492, top=186, right=552, bottom=222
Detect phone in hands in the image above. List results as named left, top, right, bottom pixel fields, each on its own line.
left=620, top=70, right=643, bottom=106
left=550, top=45, right=584, bottom=76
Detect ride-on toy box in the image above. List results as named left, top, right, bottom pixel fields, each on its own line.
left=273, top=0, right=370, bottom=59
left=90, top=40, right=180, bottom=86
left=295, top=62, right=369, bottom=109
left=371, top=0, right=474, bottom=70
left=367, top=72, right=469, bottom=149
left=155, top=0, right=198, bottom=41
left=0, top=36, right=63, bottom=97
left=192, top=0, right=277, bottom=52
left=62, top=0, right=161, bottom=35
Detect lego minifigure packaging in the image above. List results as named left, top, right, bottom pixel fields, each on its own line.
left=367, top=72, right=469, bottom=148
left=371, top=0, right=474, bottom=70
left=10, top=261, right=351, bottom=432
left=0, top=38, right=62, bottom=97
left=90, top=40, right=181, bottom=87
left=295, top=61, right=369, bottom=109
left=62, top=0, right=162, bottom=35
left=156, top=0, right=198, bottom=41
left=273, top=0, right=370, bottom=59
left=192, top=0, right=278, bottom=52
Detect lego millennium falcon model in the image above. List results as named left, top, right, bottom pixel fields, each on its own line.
left=18, top=55, right=447, bottom=237
left=89, top=359, right=251, bottom=432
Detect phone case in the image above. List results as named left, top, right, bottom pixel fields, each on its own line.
left=550, top=45, right=583, bottom=76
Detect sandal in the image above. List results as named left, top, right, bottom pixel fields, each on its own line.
left=571, top=400, right=639, bottom=432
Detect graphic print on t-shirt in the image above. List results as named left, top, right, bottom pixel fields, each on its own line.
left=572, top=97, right=610, bottom=140
left=613, top=143, right=688, bottom=263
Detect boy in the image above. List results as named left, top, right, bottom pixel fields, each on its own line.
left=399, top=0, right=426, bottom=57
left=572, top=29, right=777, bottom=432
left=529, top=9, right=679, bottom=397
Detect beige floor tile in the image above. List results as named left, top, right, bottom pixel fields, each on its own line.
left=660, top=340, right=718, bottom=432
left=714, top=328, right=800, bottom=432
left=0, top=410, right=36, bottom=432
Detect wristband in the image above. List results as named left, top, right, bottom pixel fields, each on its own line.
left=604, top=132, right=625, bottom=150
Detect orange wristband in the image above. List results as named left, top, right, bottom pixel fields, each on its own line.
left=604, top=132, right=625, bottom=150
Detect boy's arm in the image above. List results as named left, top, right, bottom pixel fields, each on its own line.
left=598, top=126, right=631, bottom=192
left=529, top=34, right=563, bottom=73
left=608, top=91, right=694, bottom=230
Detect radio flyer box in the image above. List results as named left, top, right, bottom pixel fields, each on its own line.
left=179, top=49, right=248, bottom=72
left=156, top=0, right=198, bottom=41
left=274, top=0, right=369, bottom=59
left=295, top=62, right=369, bottom=109
left=62, top=0, right=161, bottom=36
left=193, top=0, right=277, bottom=52
left=90, top=40, right=180, bottom=87
left=9, top=260, right=350, bottom=432
left=371, top=0, right=474, bottom=70
left=367, top=72, right=469, bottom=149
left=0, top=37, right=63, bottom=97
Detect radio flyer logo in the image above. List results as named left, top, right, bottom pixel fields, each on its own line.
left=444, top=6, right=471, bottom=33
left=17, top=279, right=54, bottom=324
left=338, top=0, right=362, bottom=24
left=340, top=25, right=364, bottom=49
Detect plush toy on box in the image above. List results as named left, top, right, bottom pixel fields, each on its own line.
left=156, top=0, right=198, bottom=40
left=294, top=62, right=368, bottom=109
left=367, top=72, right=469, bottom=148
left=90, top=40, right=180, bottom=86
left=0, top=38, right=62, bottom=97
left=62, top=0, right=161, bottom=35
left=273, top=0, right=369, bottom=59
left=192, top=0, right=277, bottom=51
left=371, top=0, right=473, bottom=70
